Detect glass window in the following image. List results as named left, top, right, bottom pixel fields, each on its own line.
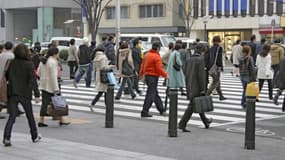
left=201, top=0, right=206, bottom=17
left=258, top=0, right=264, bottom=16
left=193, top=0, right=198, bottom=18
left=209, top=0, right=214, bottom=16
left=267, top=0, right=273, bottom=16
left=121, top=6, right=129, bottom=19
left=216, top=0, right=222, bottom=17
left=249, top=0, right=256, bottom=17
left=106, top=7, right=115, bottom=19
left=224, top=0, right=230, bottom=17
left=233, top=0, right=238, bottom=17
left=139, top=4, right=164, bottom=18
left=241, top=0, right=247, bottom=17
left=276, top=0, right=283, bottom=16
left=0, top=9, right=5, bottom=28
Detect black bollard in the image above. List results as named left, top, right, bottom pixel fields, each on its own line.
left=105, top=84, right=114, bottom=128
left=244, top=96, right=256, bottom=150
left=168, top=88, right=178, bottom=137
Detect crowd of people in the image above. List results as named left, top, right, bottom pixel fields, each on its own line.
left=0, top=33, right=284, bottom=146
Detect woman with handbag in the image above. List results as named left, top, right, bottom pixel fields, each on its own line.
left=256, top=44, right=273, bottom=100
left=239, top=45, right=256, bottom=108
left=115, top=42, right=136, bottom=100
left=38, top=47, right=70, bottom=127
left=3, top=44, right=41, bottom=146
left=89, top=44, right=115, bottom=111
left=178, top=43, right=212, bottom=132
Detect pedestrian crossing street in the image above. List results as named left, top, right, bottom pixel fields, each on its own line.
left=36, top=73, right=285, bottom=128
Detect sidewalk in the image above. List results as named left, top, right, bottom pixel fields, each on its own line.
left=0, top=132, right=174, bottom=160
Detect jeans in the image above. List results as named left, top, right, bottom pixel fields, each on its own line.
left=116, top=77, right=136, bottom=98
left=75, top=64, right=92, bottom=87
left=141, top=76, right=164, bottom=114
left=4, top=96, right=38, bottom=141
left=68, top=61, right=78, bottom=79
left=240, top=76, right=250, bottom=107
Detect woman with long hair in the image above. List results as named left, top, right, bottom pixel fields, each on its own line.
left=256, top=44, right=273, bottom=100
left=89, top=44, right=115, bottom=111
left=239, top=45, right=256, bottom=108
left=38, top=47, right=70, bottom=127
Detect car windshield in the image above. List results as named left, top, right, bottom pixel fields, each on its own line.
left=161, top=36, right=176, bottom=47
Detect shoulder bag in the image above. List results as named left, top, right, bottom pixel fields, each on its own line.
left=209, top=47, right=220, bottom=78
left=0, top=61, right=11, bottom=106
left=47, top=95, right=68, bottom=116
left=100, top=69, right=111, bottom=83
left=122, top=55, right=133, bottom=76
left=192, top=96, right=214, bottom=113
left=173, top=52, right=181, bottom=71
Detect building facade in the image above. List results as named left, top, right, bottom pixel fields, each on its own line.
left=0, top=0, right=284, bottom=52
left=0, top=0, right=80, bottom=43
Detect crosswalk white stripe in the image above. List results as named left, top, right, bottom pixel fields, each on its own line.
left=59, top=72, right=284, bottom=126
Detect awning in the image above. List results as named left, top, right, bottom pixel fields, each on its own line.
left=259, top=28, right=285, bottom=34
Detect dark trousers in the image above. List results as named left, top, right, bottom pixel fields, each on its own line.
left=68, top=61, right=78, bottom=79
left=4, top=96, right=38, bottom=140
left=133, top=72, right=140, bottom=93
left=206, top=72, right=224, bottom=98
left=179, top=101, right=209, bottom=129
left=275, top=89, right=285, bottom=109
left=91, top=92, right=106, bottom=105
left=259, top=79, right=273, bottom=99
left=116, top=77, right=136, bottom=98
left=142, top=76, right=164, bottom=114
left=272, top=64, right=280, bottom=87
left=40, top=90, right=53, bottom=116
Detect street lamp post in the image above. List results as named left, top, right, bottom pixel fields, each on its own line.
left=203, top=15, right=213, bottom=42
left=271, top=19, right=275, bottom=43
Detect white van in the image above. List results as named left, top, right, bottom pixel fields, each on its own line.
left=175, top=37, right=208, bottom=49
left=120, top=34, right=176, bottom=57
left=50, top=37, right=84, bottom=50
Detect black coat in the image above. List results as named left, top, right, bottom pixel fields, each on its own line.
left=131, top=47, right=142, bottom=72
left=277, top=57, right=285, bottom=90
left=6, top=58, right=40, bottom=100
left=78, top=45, right=92, bottom=65
left=208, top=45, right=223, bottom=71
left=185, top=52, right=206, bottom=100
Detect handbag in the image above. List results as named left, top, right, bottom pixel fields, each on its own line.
left=192, top=96, right=214, bottom=113
left=122, top=56, right=133, bottom=76
left=47, top=95, right=68, bottom=116
left=0, top=61, right=10, bottom=106
left=100, top=69, right=110, bottom=83
left=107, top=71, right=118, bottom=87
left=209, top=47, right=220, bottom=78
left=173, top=52, right=181, bottom=71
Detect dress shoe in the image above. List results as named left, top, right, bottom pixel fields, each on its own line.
left=141, top=112, right=152, bottom=118
left=115, top=97, right=120, bottom=100
left=59, top=122, right=71, bottom=126
left=17, top=111, right=25, bottom=117
left=178, top=126, right=191, bottom=132
left=204, top=118, right=213, bottom=129
left=73, top=80, right=78, bottom=88
left=38, top=122, right=48, bottom=127
left=256, top=99, right=259, bottom=102
left=3, top=138, right=11, bottom=147
left=219, top=96, right=227, bottom=101
left=273, top=96, right=279, bottom=105
left=282, top=104, right=285, bottom=112
left=32, top=135, right=42, bottom=143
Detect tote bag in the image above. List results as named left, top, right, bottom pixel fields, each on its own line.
left=209, top=47, right=220, bottom=78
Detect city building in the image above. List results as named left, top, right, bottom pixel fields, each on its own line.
left=0, top=0, right=284, bottom=54
left=0, top=0, right=80, bottom=43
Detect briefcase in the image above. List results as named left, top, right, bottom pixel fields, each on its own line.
left=192, top=96, right=214, bottom=113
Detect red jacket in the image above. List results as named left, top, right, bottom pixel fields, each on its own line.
left=139, top=49, right=168, bottom=78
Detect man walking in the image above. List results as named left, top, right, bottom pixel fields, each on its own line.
left=139, top=42, right=168, bottom=117
left=73, top=38, right=92, bottom=88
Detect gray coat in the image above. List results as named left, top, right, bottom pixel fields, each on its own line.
left=184, top=52, right=206, bottom=100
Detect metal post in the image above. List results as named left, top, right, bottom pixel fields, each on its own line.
left=204, top=22, right=207, bottom=42
left=105, top=84, right=114, bottom=128
left=115, top=0, right=121, bottom=52
left=168, top=88, right=178, bottom=137
left=244, top=96, right=256, bottom=150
